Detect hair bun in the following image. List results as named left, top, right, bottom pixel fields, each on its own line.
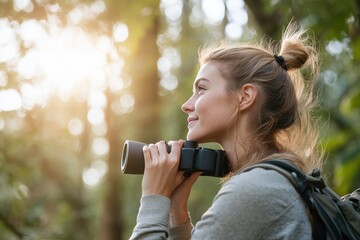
left=279, top=24, right=311, bottom=71
left=274, top=54, right=288, bottom=71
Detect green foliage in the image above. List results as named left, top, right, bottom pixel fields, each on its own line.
left=335, top=154, right=360, bottom=195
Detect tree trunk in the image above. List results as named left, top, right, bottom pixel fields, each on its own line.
left=128, top=11, right=161, bottom=142
left=244, top=0, right=281, bottom=38
left=100, top=90, right=124, bottom=240
left=100, top=2, right=161, bottom=239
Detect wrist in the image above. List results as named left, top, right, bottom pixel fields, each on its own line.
left=170, top=210, right=189, bottom=227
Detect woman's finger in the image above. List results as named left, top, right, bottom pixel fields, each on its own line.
left=142, top=145, right=151, bottom=166
left=156, top=141, right=168, bottom=163
left=175, top=171, right=185, bottom=186
left=169, top=140, right=183, bottom=162
left=183, top=172, right=202, bottom=187
left=148, top=143, right=159, bottom=163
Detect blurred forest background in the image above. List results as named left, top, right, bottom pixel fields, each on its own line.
left=0, top=0, right=359, bottom=239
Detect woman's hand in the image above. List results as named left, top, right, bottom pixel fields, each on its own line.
left=141, top=140, right=185, bottom=198
left=141, top=140, right=201, bottom=227
left=170, top=172, right=201, bottom=227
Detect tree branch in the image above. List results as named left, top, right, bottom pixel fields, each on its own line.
left=243, top=0, right=282, bottom=37
left=0, top=212, right=24, bottom=239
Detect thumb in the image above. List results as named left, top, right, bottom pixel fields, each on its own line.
left=180, top=172, right=202, bottom=192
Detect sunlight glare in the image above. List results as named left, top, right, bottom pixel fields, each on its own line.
left=107, top=60, right=125, bottom=92
left=91, top=159, right=108, bottom=177
left=92, top=122, right=107, bottom=136
left=161, top=0, right=183, bottom=22
left=68, top=1, right=106, bottom=25
left=68, top=118, right=84, bottom=136
left=160, top=75, right=178, bottom=91
left=163, top=47, right=181, bottom=68
left=88, top=91, right=107, bottom=109
left=165, top=25, right=181, bottom=41
left=113, top=23, right=129, bottom=42
left=326, top=40, right=348, bottom=56
left=90, top=1, right=106, bottom=15
left=0, top=19, right=18, bottom=63
left=189, top=4, right=203, bottom=27
left=120, top=94, right=135, bottom=112
left=46, top=3, right=61, bottom=14
left=14, top=0, right=34, bottom=13
left=37, top=28, right=107, bottom=99
left=110, top=93, right=134, bottom=115
left=82, top=158, right=108, bottom=188
left=68, top=6, right=85, bottom=25
left=226, top=0, right=247, bottom=24
left=225, top=23, right=243, bottom=39
left=20, top=83, right=48, bottom=109
left=321, top=70, right=337, bottom=86
left=19, top=19, right=47, bottom=48
left=0, top=71, right=7, bottom=87
left=0, top=89, right=22, bottom=112
left=87, top=108, right=105, bottom=125
left=157, top=57, right=172, bottom=73
left=96, top=35, right=112, bottom=54
left=92, top=137, right=109, bottom=156
left=17, top=50, right=38, bottom=79
left=11, top=19, right=121, bottom=107
left=202, top=0, right=225, bottom=25
left=224, top=0, right=247, bottom=39
left=82, top=168, right=100, bottom=188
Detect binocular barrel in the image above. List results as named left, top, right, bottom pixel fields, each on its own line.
left=121, top=140, right=230, bottom=177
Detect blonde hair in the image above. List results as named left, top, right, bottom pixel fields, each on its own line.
left=198, top=23, right=322, bottom=173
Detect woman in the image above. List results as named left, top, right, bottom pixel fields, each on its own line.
left=130, top=23, right=321, bottom=239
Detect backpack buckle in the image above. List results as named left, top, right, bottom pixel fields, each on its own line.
left=306, top=168, right=326, bottom=190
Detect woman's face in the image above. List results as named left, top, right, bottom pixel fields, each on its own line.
left=181, top=62, right=239, bottom=143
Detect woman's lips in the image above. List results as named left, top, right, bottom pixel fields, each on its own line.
left=187, top=117, right=198, bottom=126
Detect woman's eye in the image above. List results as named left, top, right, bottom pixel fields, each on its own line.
left=198, top=85, right=206, bottom=92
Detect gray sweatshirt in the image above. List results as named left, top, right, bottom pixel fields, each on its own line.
left=130, top=168, right=312, bottom=239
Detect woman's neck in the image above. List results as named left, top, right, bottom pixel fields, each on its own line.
left=220, top=138, right=247, bottom=172
left=220, top=136, right=278, bottom=172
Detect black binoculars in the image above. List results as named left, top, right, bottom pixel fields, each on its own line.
left=121, top=140, right=230, bottom=177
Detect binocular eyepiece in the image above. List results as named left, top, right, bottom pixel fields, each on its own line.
left=121, top=140, right=230, bottom=177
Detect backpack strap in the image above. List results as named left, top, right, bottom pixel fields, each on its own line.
left=241, top=159, right=330, bottom=240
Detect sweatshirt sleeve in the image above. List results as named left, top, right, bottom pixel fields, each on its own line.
left=130, top=195, right=171, bottom=240
left=130, top=169, right=311, bottom=240
left=129, top=195, right=193, bottom=240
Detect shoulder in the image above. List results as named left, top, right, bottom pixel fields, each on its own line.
left=220, top=167, right=299, bottom=202
left=218, top=167, right=307, bottom=216
left=192, top=168, right=311, bottom=239
left=209, top=168, right=298, bottom=222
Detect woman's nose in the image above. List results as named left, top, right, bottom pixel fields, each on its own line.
left=181, top=96, right=194, bottom=113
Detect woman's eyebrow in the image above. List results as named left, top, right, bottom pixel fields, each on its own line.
left=194, top=78, right=210, bottom=87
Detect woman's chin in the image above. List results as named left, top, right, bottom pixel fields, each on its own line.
left=186, top=133, right=208, bottom=143
left=186, top=134, right=199, bottom=142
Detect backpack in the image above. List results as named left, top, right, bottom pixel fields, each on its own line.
left=242, top=159, right=360, bottom=240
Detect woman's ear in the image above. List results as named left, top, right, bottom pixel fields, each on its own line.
left=238, top=83, right=258, bottom=111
